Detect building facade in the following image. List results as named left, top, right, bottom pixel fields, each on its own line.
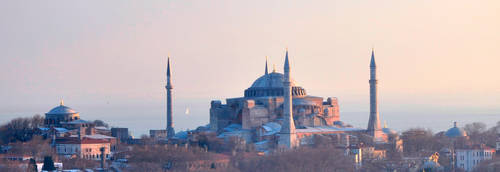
left=209, top=50, right=345, bottom=148
left=456, top=145, right=496, bottom=171
left=210, top=52, right=341, bottom=134
left=55, top=137, right=111, bottom=160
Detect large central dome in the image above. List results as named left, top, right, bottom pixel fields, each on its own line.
left=245, top=72, right=306, bottom=98
left=250, top=72, right=296, bottom=88
left=47, top=105, right=77, bottom=115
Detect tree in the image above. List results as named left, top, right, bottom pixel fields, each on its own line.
left=61, top=157, right=99, bottom=170
left=401, top=128, right=442, bottom=156
left=27, top=158, right=38, bottom=172
left=0, top=159, right=23, bottom=172
left=0, top=114, right=45, bottom=143
left=93, top=120, right=109, bottom=128
left=42, top=156, right=56, bottom=171
left=9, top=135, right=56, bottom=158
left=235, top=147, right=355, bottom=172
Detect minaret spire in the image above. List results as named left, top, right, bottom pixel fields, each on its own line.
left=284, top=48, right=290, bottom=71
left=166, top=56, right=175, bottom=139
left=367, top=49, right=386, bottom=142
left=265, top=56, right=269, bottom=75
left=279, top=48, right=297, bottom=149
left=370, top=48, right=376, bottom=67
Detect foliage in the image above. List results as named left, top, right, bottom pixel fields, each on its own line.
left=0, top=159, right=23, bottom=172
left=235, top=147, right=355, bottom=172
left=61, top=157, right=99, bottom=170
left=0, top=114, right=45, bottom=143
left=9, top=135, right=56, bottom=158
left=401, top=128, right=443, bottom=156
left=28, top=158, right=38, bottom=172
left=126, top=144, right=218, bottom=171
left=92, top=120, right=109, bottom=128
left=42, top=156, right=56, bottom=171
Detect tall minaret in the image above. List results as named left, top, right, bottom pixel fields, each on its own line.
left=367, top=49, right=385, bottom=142
left=265, top=56, right=269, bottom=75
left=279, top=49, right=297, bottom=149
left=166, top=57, right=175, bottom=139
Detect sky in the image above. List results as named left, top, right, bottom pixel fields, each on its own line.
left=1, top=1, right=499, bottom=136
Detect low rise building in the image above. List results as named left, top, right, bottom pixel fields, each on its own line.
left=456, top=144, right=496, bottom=171
left=111, top=127, right=130, bottom=143
left=55, top=136, right=112, bottom=160
left=150, top=129, right=167, bottom=140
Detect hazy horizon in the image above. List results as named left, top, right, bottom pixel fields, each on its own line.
left=1, top=1, right=499, bottom=136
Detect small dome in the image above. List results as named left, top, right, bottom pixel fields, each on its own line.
left=47, top=105, right=77, bottom=114
left=382, top=121, right=397, bottom=135
left=383, top=127, right=398, bottom=135
left=250, top=72, right=296, bottom=88
left=445, top=122, right=467, bottom=138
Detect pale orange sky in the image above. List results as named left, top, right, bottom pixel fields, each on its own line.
left=1, top=1, right=499, bottom=133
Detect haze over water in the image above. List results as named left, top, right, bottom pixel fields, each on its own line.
left=1, top=1, right=499, bottom=136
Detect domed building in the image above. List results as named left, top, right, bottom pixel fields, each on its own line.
left=445, top=122, right=467, bottom=138
left=205, top=50, right=395, bottom=149
left=45, top=100, right=81, bottom=127
left=210, top=58, right=340, bottom=133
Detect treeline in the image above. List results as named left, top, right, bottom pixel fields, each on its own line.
left=0, top=114, right=45, bottom=144
left=123, top=144, right=355, bottom=172
left=401, top=121, right=500, bottom=156
left=0, top=115, right=110, bottom=144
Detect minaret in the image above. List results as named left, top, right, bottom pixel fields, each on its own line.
left=265, top=56, right=269, bottom=75
left=279, top=49, right=297, bottom=149
left=166, top=57, right=175, bottom=139
left=367, top=49, right=385, bottom=142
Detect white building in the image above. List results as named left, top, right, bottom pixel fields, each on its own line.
left=456, top=144, right=496, bottom=171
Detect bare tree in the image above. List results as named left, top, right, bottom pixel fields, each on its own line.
left=236, top=147, right=355, bottom=172
left=0, top=115, right=45, bottom=143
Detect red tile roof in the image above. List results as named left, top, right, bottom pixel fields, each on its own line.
left=56, top=137, right=110, bottom=144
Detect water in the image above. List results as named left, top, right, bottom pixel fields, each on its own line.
left=1, top=103, right=499, bottom=137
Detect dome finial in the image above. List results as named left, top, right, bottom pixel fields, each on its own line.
left=384, top=121, right=387, bottom=128
left=273, top=64, right=277, bottom=73
left=454, top=121, right=457, bottom=128
left=60, top=99, right=64, bottom=106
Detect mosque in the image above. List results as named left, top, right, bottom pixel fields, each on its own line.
left=166, top=49, right=397, bottom=150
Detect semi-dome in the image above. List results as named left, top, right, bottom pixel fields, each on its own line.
left=445, top=122, right=467, bottom=138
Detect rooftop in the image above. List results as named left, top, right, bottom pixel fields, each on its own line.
left=56, top=136, right=111, bottom=144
